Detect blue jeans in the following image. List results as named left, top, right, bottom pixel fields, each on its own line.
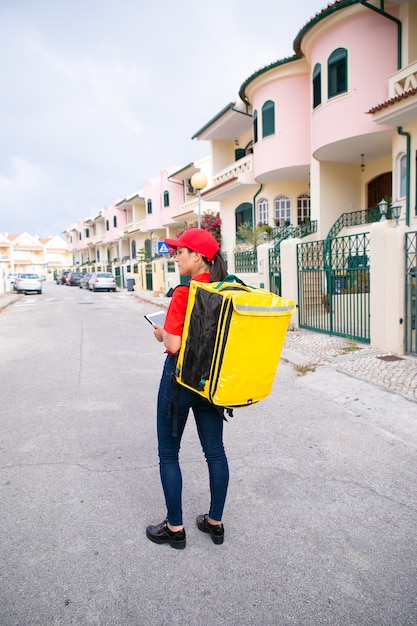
left=157, top=354, right=229, bottom=527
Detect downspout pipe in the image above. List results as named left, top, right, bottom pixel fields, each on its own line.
left=397, top=127, right=411, bottom=227
left=253, top=184, right=263, bottom=231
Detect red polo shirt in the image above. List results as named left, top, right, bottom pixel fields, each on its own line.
left=164, top=272, right=211, bottom=337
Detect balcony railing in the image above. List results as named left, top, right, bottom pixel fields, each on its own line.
left=212, top=154, right=254, bottom=187
left=390, top=60, right=417, bottom=98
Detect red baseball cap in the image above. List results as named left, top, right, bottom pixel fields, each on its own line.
left=164, top=229, right=220, bottom=262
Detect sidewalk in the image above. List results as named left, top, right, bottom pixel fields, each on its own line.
left=132, top=288, right=417, bottom=403
left=1, top=288, right=415, bottom=403
left=0, top=291, right=23, bottom=311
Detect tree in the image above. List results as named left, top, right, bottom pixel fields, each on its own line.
left=236, top=222, right=272, bottom=248
left=176, top=211, right=222, bottom=245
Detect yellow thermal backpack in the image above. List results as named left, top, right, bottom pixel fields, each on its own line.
left=175, top=276, right=296, bottom=410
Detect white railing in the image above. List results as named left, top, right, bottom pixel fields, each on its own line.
left=390, top=61, right=417, bottom=97
left=212, top=154, right=253, bottom=186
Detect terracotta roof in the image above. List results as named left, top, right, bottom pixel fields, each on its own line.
left=367, top=87, right=417, bottom=114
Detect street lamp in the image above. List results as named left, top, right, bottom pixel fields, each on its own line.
left=118, top=231, right=124, bottom=289
left=390, top=200, right=402, bottom=228
left=191, top=172, right=208, bottom=228
left=378, top=198, right=388, bottom=221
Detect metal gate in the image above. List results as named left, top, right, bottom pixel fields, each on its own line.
left=297, top=233, right=370, bottom=342
left=268, top=245, right=281, bottom=295
left=145, top=262, right=153, bottom=291
left=405, top=231, right=417, bottom=355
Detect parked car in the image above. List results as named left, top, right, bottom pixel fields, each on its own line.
left=57, top=270, right=70, bottom=285
left=14, top=273, right=42, bottom=294
left=66, top=271, right=83, bottom=286
left=79, top=273, right=92, bottom=289
left=88, top=272, right=117, bottom=292
left=7, top=272, right=17, bottom=284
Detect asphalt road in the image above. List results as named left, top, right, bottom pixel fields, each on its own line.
left=1, top=283, right=416, bottom=626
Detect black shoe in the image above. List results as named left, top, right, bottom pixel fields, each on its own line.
left=146, top=519, right=186, bottom=549
left=196, top=514, right=224, bottom=545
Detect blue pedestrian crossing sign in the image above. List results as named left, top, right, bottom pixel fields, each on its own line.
left=157, top=241, right=171, bottom=255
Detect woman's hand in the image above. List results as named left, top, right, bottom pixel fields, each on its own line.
left=153, top=324, right=164, bottom=342
left=153, top=324, right=182, bottom=354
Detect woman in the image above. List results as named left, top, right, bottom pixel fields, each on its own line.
left=146, top=229, right=229, bottom=549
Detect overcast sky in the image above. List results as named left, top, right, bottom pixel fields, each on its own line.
left=0, top=0, right=328, bottom=238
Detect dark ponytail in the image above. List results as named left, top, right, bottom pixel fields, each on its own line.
left=209, top=251, right=227, bottom=282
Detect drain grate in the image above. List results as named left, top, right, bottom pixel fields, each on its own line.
left=377, top=355, right=404, bottom=362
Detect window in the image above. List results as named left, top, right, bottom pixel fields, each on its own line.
left=399, top=154, right=407, bottom=198
left=113, top=215, right=117, bottom=228
left=262, top=100, right=275, bottom=138
left=97, top=249, right=100, bottom=261
left=85, top=228, right=89, bottom=238
left=106, top=220, right=109, bottom=231
left=253, top=110, right=258, bottom=144
left=274, top=195, right=291, bottom=226
left=297, top=194, right=311, bottom=224
left=79, top=233, right=82, bottom=241
left=147, top=199, right=152, bottom=214
left=163, top=190, right=169, bottom=207
left=328, top=48, right=347, bottom=98
left=258, top=198, right=269, bottom=224
left=367, top=172, right=392, bottom=207
left=235, top=202, right=253, bottom=238
left=131, top=240, right=136, bottom=258
left=313, top=63, right=321, bottom=109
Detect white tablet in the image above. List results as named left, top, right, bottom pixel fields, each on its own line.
left=144, top=311, right=166, bottom=327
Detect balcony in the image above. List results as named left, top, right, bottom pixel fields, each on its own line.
left=204, top=154, right=257, bottom=201
left=370, top=61, right=417, bottom=126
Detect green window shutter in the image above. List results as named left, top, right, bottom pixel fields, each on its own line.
left=328, top=48, right=347, bottom=98
left=235, top=202, right=253, bottom=240
left=313, top=63, right=321, bottom=109
left=235, top=148, right=245, bottom=160
left=262, top=100, right=275, bottom=138
left=253, top=110, right=258, bottom=143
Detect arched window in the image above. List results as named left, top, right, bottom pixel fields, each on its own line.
left=367, top=172, right=392, bottom=207
left=258, top=198, right=269, bottom=225
left=235, top=202, right=253, bottom=239
left=262, top=100, right=275, bottom=138
left=131, top=240, right=136, bottom=258
left=145, top=239, right=152, bottom=258
left=253, top=110, right=258, bottom=144
left=399, top=154, right=407, bottom=198
left=297, top=194, right=311, bottom=224
left=274, top=195, right=291, bottom=226
left=313, top=63, right=321, bottom=109
left=328, top=48, right=347, bottom=98
left=163, top=190, right=169, bottom=207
